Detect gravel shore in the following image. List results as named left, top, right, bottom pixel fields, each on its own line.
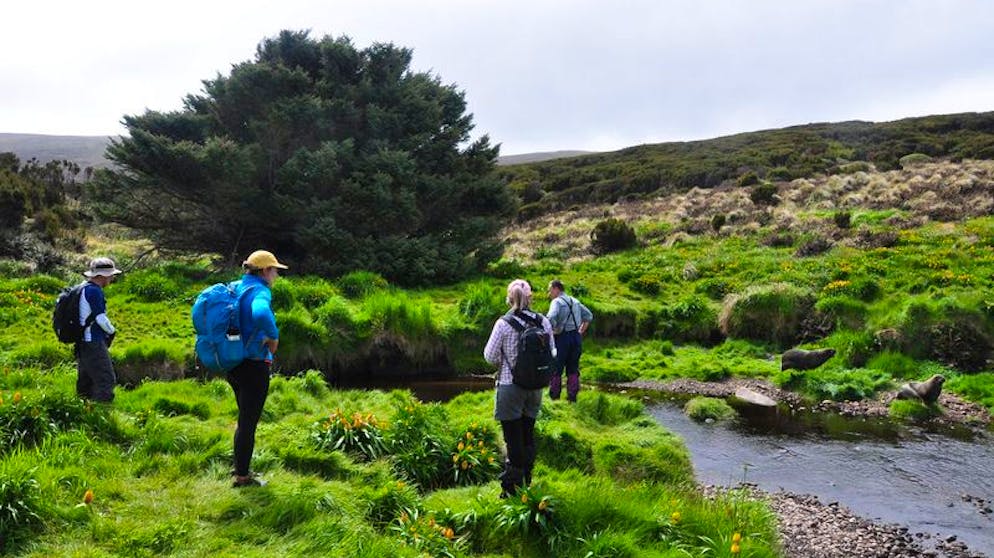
left=753, top=487, right=987, bottom=558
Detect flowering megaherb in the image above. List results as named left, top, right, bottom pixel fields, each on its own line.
left=450, top=421, right=501, bottom=484
left=392, top=507, right=462, bottom=557
left=312, top=409, right=386, bottom=460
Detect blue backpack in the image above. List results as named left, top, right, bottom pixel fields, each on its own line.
left=191, top=282, right=258, bottom=373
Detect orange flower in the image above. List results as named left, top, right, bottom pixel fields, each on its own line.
left=443, top=527, right=454, bottom=539
left=538, top=500, right=548, bottom=511
left=83, top=489, right=94, bottom=504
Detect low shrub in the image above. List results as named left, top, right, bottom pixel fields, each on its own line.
left=899, top=153, right=933, bottom=168
left=122, top=269, right=183, bottom=302
left=833, top=211, right=852, bottom=229
left=737, top=170, right=759, bottom=187
left=799, top=368, right=891, bottom=401
left=630, top=273, right=662, bottom=295
left=749, top=183, right=778, bottom=205
left=590, top=218, right=637, bottom=254
left=719, top=283, right=815, bottom=348
left=684, top=397, right=736, bottom=422
left=815, top=296, right=867, bottom=330
left=364, top=479, right=422, bottom=529
left=458, top=282, right=506, bottom=328
left=337, top=270, right=389, bottom=299
left=889, top=296, right=994, bottom=372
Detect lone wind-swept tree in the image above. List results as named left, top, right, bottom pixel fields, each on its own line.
left=91, top=30, right=514, bottom=284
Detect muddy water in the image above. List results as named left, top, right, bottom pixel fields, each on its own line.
left=648, top=401, right=994, bottom=556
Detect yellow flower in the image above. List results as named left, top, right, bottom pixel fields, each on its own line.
left=488, top=456, right=494, bottom=463
left=452, top=454, right=459, bottom=463
left=466, top=432, right=473, bottom=440
left=731, top=543, right=741, bottom=554
left=457, top=442, right=465, bottom=451
left=732, top=532, right=742, bottom=543
left=538, top=500, right=548, bottom=511
left=521, top=493, right=528, bottom=503
left=443, top=527, right=454, bottom=539
left=12, top=392, right=21, bottom=404
left=460, top=460, right=468, bottom=470
left=83, top=489, right=94, bottom=505
left=670, top=511, right=681, bottom=523
left=478, top=440, right=484, bottom=447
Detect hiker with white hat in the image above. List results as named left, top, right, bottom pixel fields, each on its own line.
left=76, top=257, right=122, bottom=402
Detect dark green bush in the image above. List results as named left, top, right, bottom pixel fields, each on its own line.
left=590, top=218, right=637, bottom=254
left=815, top=296, right=867, bottom=330
left=891, top=297, right=994, bottom=372
left=710, top=213, right=726, bottom=232
left=749, top=183, right=778, bottom=205
left=719, top=283, right=815, bottom=348
left=833, top=211, right=852, bottom=229
left=458, top=282, right=506, bottom=328
left=737, top=171, right=760, bottom=187
left=630, top=273, right=662, bottom=295
left=767, top=166, right=793, bottom=181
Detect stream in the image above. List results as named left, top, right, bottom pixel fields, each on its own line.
left=648, top=400, right=994, bottom=556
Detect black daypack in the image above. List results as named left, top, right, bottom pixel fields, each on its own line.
left=53, top=283, right=95, bottom=343
left=501, top=311, right=555, bottom=390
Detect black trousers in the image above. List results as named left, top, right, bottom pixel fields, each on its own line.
left=75, top=340, right=116, bottom=402
left=499, top=416, right=537, bottom=492
left=226, top=359, right=270, bottom=476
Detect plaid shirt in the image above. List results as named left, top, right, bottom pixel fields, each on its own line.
left=483, top=310, right=556, bottom=385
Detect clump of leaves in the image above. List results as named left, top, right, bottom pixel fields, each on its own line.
left=312, top=409, right=386, bottom=461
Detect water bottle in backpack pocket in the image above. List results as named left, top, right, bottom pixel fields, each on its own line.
left=192, top=282, right=256, bottom=373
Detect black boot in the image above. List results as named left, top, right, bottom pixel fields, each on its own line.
left=499, top=462, right=525, bottom=498
left=523, top=445, right=536, bottom=486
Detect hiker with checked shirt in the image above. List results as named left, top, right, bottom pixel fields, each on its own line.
left=546, top=279, right=592, bottom=402
left=76, top=257, right=122, bottom=402
left=483, top=279, right=556, bottom=497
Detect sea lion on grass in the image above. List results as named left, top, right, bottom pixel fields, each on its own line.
left=896, top=374, right=945, bottom=404
left=780, top=348, right=837, bottom=371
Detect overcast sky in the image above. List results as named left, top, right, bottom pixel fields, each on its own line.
left=2, top=0, right=993, bottom=155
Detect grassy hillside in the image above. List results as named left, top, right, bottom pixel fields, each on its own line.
left=500, top=112, right=994, bottom=218
left=0, top=133, right=113, bottom=170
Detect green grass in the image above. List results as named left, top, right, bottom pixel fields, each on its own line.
left=0, top=366, right=781, bottom=556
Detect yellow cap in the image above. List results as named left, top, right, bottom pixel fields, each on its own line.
left=243, top=250, right=288, bottom=270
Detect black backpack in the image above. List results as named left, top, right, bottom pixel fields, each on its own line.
left=501, top=311, right=555, bottom=390
left=53, top=283, right=95, bottom=343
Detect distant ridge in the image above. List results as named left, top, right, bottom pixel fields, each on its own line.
left=497, top=150, right=594, bottom=165
left=0, top=133, right=114, bottom=169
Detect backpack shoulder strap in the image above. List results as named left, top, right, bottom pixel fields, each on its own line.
left=76, top=283, right=98, bottom=332
left=501, top=313, right=527, bottom=332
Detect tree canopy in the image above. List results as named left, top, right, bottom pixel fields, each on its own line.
left=91, top=30, right=514, bottom=284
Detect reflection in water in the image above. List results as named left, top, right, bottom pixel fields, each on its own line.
left=648, top=402, right=994, bottom=556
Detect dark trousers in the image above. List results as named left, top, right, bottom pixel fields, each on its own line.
left=226, top=359, right=270, bottom=476
left=499, top=416, right=536, bottom=494
left=550, top=330, right=582, bottom=402
left=75, top=341, right=116, bottom=402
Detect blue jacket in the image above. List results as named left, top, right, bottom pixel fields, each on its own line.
left=235, top=274, right=278, bottom=361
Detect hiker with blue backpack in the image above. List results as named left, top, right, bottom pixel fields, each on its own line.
left=193, top=250, right=287, bottom=488
left=545, top=279, right=592, bottom=403
left=483, top=279, right=556, bottom=497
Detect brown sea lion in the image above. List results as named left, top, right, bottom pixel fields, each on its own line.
left=780, top=348, right=837, bottom=371
left=896, top=374, right=945, bottom=404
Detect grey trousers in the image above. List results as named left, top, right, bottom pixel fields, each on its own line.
left=76, top=341, right=116, bottom=402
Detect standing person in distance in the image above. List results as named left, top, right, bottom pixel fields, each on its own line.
left=228, top=250, right=287, bottom=488
left=483, top=279, right=556, bottom=497
left=76, top=257, right=122, bottom=402
left=546, top=279, right=593, bottom=402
